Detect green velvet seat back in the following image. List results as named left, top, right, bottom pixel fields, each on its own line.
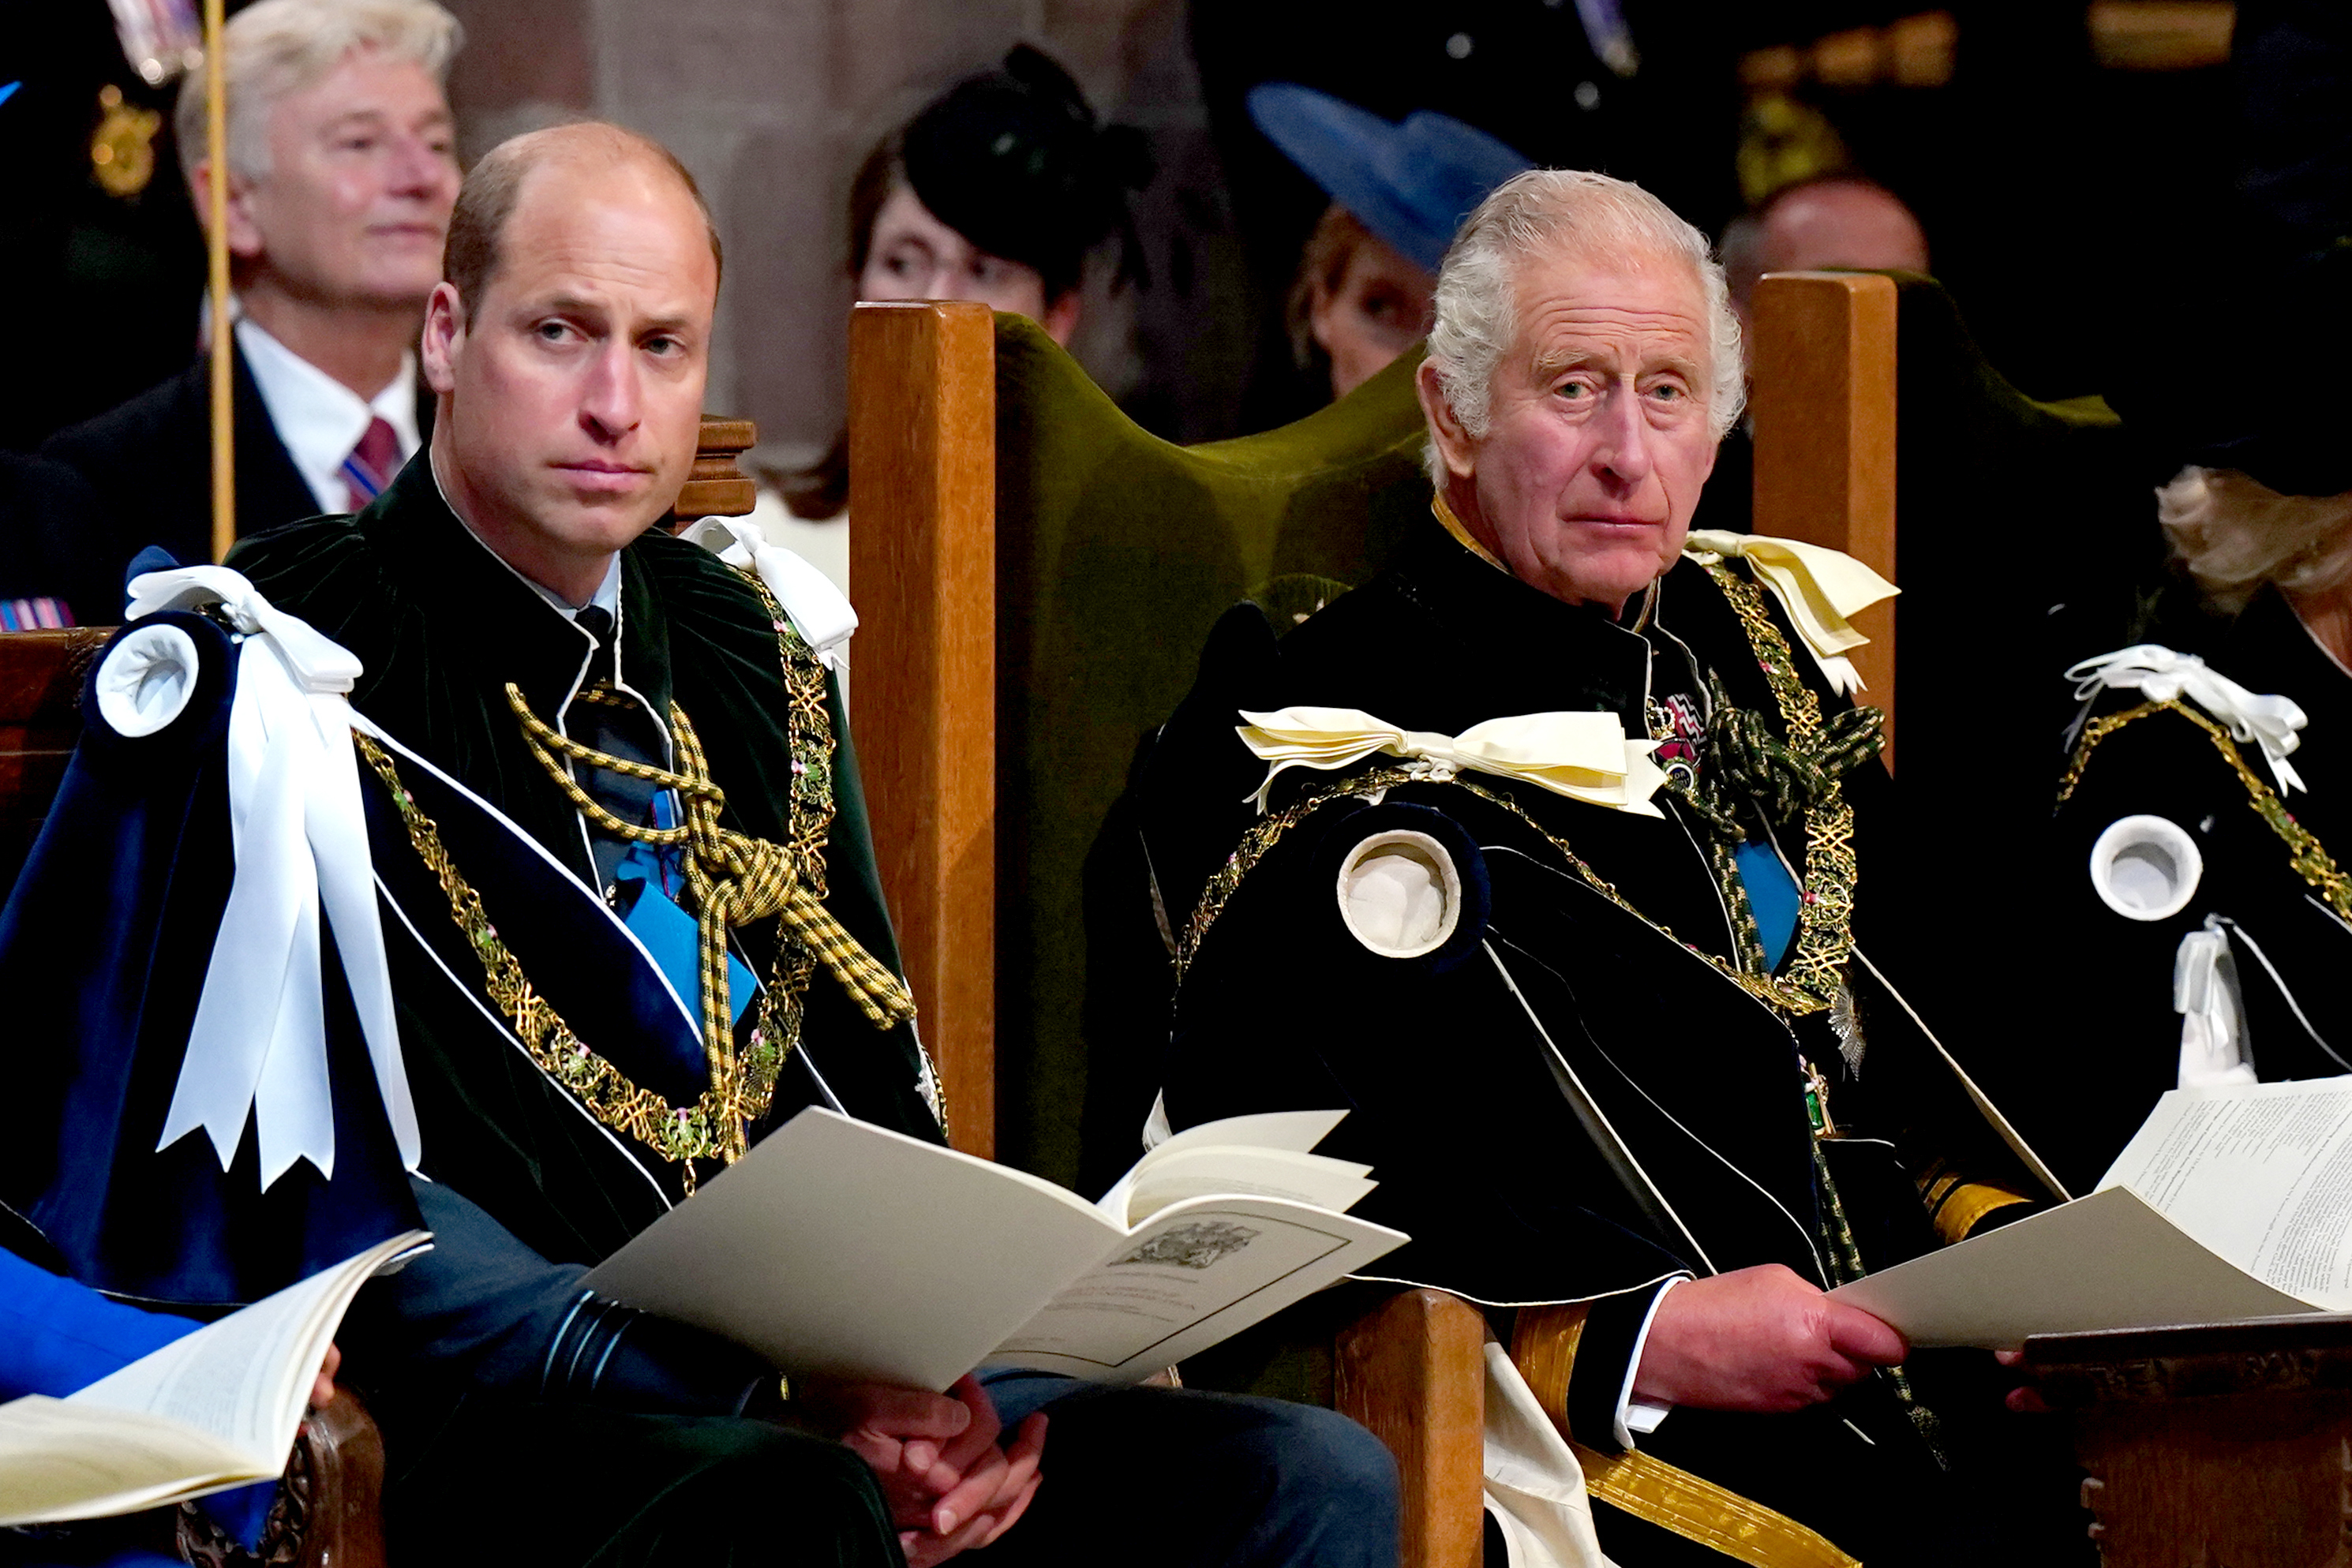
left=992, top=315, right=1431, bottom=1185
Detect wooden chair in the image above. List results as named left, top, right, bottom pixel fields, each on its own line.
left=2028, top=1312, right=2352, bottom=1566
left=848, top=298, right=1486, bottom=1565
left=0, top=416, right=758, bottom=1567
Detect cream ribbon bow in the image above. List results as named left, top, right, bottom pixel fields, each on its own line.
left=127, top=566, right=420, bottom=1188
left=2068, top=643, right=2308, bottom=794
left=1682, top=531, right=1899, bottom=697
left=1236, top=706, right=1665, bottom=817
left=682, top=516, right=856, bottom=672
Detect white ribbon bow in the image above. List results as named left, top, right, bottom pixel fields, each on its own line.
left=2174, top=917, right=2257, bottom=1090
left=2067, top=643, right=2308, bottom=795
left=683, top=517, right=857, bottom=672
left=1683, top=530, right=1900, bottom=697
left=127, top=567, right=419, bottom=1188
left=1236, top=706, right=1665, bottom=817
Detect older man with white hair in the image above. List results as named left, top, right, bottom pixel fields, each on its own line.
left=1099, top=169, right=2068, bottom=1565
left=44, top=0, right=461, bottom=602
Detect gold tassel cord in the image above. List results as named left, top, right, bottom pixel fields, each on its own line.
left=503, top=684, right=916, bottom=1076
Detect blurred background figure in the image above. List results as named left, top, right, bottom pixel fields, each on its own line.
left=1248, top=84, right=1528, bottom=404
left=766, top=43, right=1146, bottom=587
left=1722, top=173, right=1931, bottom=329
left=37, top=0, right=462, bottom=616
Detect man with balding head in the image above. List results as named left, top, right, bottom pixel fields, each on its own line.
left=230, top=122, right=1397, bottom=1568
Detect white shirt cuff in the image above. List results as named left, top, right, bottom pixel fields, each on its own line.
left=1614, top=1276, right=1685, bottom=1449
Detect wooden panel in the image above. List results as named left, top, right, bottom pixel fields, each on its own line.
left=1750, top=271, right=1899, bottom=768
left=1335, top=1288, right=1488, bottom=1568
left=0, top=628, right=110, bottom=898
left=2028, top=1316, right=2352, bottom=1568
left=846, top=301, right=997, bottom=1158
left=674, top=414, right=758, bottom=522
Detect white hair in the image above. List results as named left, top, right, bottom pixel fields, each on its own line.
left=2159, top=464, right=2352, bottom=616
left=175, top=0, right=462, bottom=186
left=1423, top=169, right=1745, bottom=482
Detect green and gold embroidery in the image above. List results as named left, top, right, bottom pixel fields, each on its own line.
left=361, top=596, right=918, bottom=1183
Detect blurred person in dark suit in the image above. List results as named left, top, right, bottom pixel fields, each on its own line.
left=41, top=0, right=461, bottom=604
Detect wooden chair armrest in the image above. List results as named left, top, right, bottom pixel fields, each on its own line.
left=1335, top=1286, right=1488, bottom=1568
left=174, top=1389, right=388, bottom=1568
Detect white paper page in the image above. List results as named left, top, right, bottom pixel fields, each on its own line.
left=985, top=1194, right=1407, bottom=1381
left=0, top=1396, right=259, bottom=1526
left=2099, top=1076, right=2352, bottom=1309
left=1122, top=1147, right=1376, bottom=1225
left=1829, top=1187, right=2318, bottom=1348
left=1096, top=1110, right=1349, bottom=1221
left=69, top=1229, right=429, bottom=1458
left=585, top=1109, right=1125, bottom=1390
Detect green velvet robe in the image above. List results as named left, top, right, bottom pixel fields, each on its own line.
left=229, top=459, right=943, bottom=1272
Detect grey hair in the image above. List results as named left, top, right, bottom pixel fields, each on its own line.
left=1422, top=169, right=1745, bottom=482
left=2159, top=464, right=2352, bottom=616
left=176, top=0, right=461, bottom=186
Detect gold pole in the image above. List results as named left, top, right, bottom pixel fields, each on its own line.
left=204, top=0, right=234, bottom=564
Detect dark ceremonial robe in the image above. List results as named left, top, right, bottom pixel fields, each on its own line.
left=230, top=459, right=940, bottom=1270
left=1101, top=519, right=2065, bottom=1566
left=40, top=346, right=434, bottom=613
left=216, top=462, right=923, bottom=1566
left=0, top=610, right=421, bottom=1305
left=2026, top=588, right=2352, bottom=1195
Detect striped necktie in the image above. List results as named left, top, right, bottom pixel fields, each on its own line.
left=342, top=417, right=401, bottom=512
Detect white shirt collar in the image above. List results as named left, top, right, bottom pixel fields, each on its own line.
left=234, top=313, right=420, bottom=515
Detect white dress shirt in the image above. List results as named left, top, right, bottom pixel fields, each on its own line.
left=235, top=315, right=421, bottom=515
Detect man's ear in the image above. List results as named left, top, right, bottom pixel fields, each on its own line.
left=190, top=160, right=267, bottom=264
left=420, top=282, right=465, bottom=396
left=1415, top=359, right=1477, bottom=483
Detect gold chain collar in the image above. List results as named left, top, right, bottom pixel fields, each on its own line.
left=1176, top=560, right=1871, bottom=1020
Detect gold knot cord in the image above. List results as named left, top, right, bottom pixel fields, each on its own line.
left=505, top=683, right=916, bottom=1059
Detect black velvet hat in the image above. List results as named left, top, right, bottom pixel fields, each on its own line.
left=901, top=44, right=1151, bottom=300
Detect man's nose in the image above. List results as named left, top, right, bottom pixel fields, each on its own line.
left=579, top=341, right=643, bottom=440
left=385, top=133, right=456, bottom=202
left=1591, top=386, right=1655, bottom=485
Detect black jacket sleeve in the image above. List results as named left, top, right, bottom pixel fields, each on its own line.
left=345, top=1177, right=770, bottom=1419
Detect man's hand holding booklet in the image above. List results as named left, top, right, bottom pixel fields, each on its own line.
left=1833, top=1076, right=2352, bottom=1347
left=584, top=1106, right=1408, bottom=1389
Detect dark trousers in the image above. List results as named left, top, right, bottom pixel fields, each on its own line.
left=977, top=1374, right=1401, bottom=1568
left=385, top=1401, right=901, bottom=1566
left=383, top=1380, right=1399, bottom=1568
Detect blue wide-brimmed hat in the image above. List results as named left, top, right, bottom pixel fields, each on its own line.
left=1247, top=84, right=1532, bottom=275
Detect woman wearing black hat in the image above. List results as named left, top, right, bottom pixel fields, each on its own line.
left=781, top=47, right=1147, bottom=523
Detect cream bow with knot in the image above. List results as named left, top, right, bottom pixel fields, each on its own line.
left=1236, top=706, right=1666, bottom=817
left=2068, top=644, right=2309, bottom=794
left=1683, top=531, right=1899, bottom=696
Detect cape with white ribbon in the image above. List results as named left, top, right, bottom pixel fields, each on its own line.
left=683, top=516, right=856, bottom=672
left=1236, top=706, right=1666, bottom=818
left=125, top=566, right=420, bottom=1188
left=1683, top=530, right=1899, bottom=697
left=2067, top=643, right=2308, bottom=795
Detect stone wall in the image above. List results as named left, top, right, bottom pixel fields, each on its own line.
left=440, top=0, right=1218, bottom=466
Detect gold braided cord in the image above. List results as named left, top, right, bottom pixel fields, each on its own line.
left=356, top=732, right=766, bottom=1181
left=2058, top=697, right=2352, bottom=926
left=504, top=683, right=916, bottom=1038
